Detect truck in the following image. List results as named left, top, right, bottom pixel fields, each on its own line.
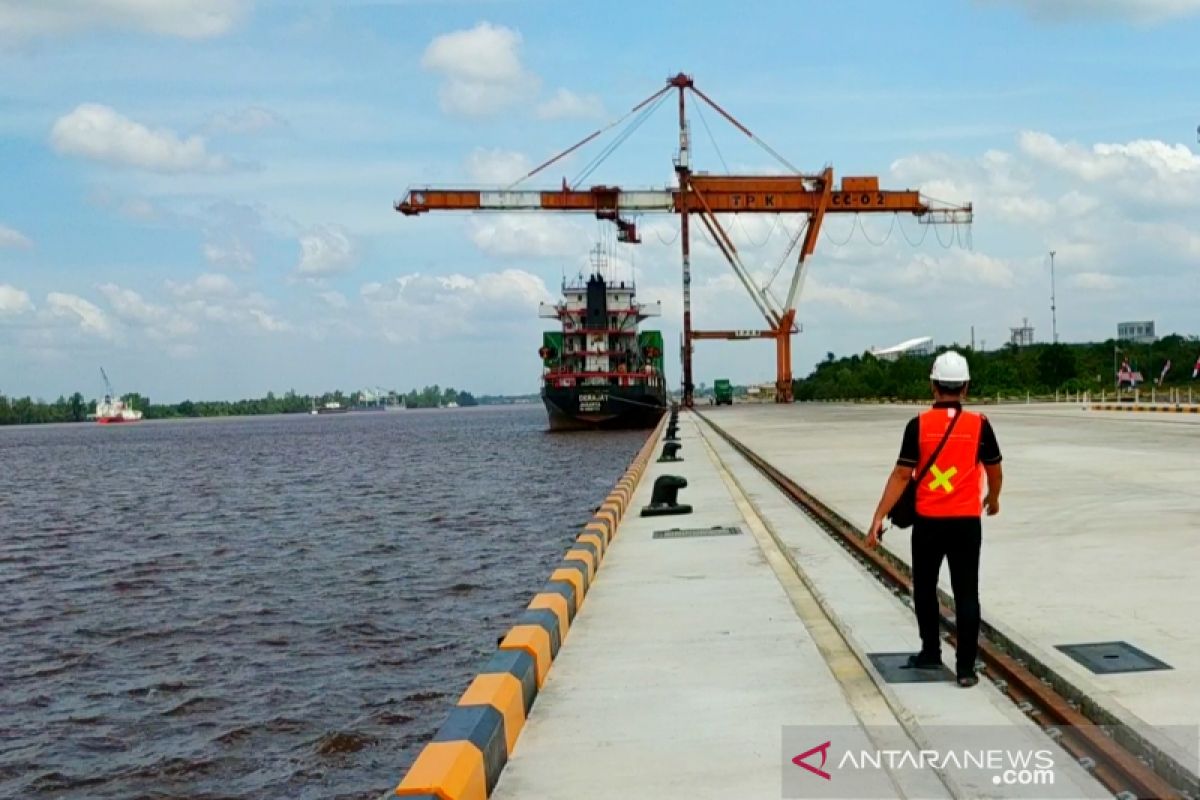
left=713, top=379, right=733, bottom=405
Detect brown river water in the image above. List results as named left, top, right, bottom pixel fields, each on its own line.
left=0, top=406, right=648, bottom=799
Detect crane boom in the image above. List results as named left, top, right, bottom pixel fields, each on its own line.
left=396, top=177, right=955, bottom=218
left=394, top=72, right=973, bottom=407
left=100, top=367, right=115, bottom=398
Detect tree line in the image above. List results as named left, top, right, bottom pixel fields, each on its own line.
left=0, top=386, right=480, bottom=426
left=793, top=334, right=1200, bottom=401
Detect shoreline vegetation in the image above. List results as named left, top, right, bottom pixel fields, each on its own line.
left=0, top=385, right=539, bottom=427
left=791, top=335, right=1198, bottom=402
left=7, top=335, right=1196, bottom=425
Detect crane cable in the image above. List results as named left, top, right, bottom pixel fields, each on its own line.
left=505, top=83, right=672, bottom=190
left=765, top=217, right=807, bottom=289
left=693, top=100, right=729, bottom=173
left=654, top=223, right=681, bottom=246
left=896, top=214, right=932, bottom=247
left=822, top=216, right=859, bottom=247
left=857, top=214, right=897, bottom=247
left=570, top=91, right=670, bottom=189
left=688, top=85, right=803, bottom=175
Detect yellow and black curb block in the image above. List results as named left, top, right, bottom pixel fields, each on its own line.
left=1091, top=404, right=1200, bottom=414
left=394, top=414, right=668, bottom=800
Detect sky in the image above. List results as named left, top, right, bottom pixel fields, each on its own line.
left=1, top=0, right=1199, bottom=402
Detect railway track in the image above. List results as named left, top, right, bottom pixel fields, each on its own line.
left=693, top=408, right=1197, bottom=800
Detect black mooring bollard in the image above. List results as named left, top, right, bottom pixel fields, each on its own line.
left=657, top=441, right=683, bottom=462
left=641, top=475, right=692, bottom=516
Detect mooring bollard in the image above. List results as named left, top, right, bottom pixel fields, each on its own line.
left=640, top=475, right=692, bottom=516
left=657, top=441, right=683, bottom=462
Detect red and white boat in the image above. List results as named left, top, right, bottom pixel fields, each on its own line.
left=92, top=368, right=143, bottom=424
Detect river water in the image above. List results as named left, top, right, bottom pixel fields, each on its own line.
left=0, top=406, right=648, bottom=799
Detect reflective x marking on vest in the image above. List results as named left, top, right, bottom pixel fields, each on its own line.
left=928, top=464, right=958, bottom=493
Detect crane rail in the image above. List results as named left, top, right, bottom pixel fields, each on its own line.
left=692, top=408, right=1197, bottom=800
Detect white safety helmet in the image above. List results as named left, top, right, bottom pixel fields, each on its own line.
left=930, top=350, right=970, bottom=384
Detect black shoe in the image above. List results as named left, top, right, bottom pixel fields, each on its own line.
left=904, top=652, right=943, bottom=670
left=956, top=673, right=979, bottom=688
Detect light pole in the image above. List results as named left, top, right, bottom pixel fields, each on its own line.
left=1049, top=250, right=1058, bottom=345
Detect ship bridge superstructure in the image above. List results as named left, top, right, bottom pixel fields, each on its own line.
left=538, top=251, right=664, bottom=392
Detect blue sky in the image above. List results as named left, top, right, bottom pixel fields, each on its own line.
left=2, top=0, right=1199, bottom=401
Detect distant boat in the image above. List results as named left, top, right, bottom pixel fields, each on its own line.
left=316, top=401, right=349, bottom=415
left=92, top=367, right=143, bottom=424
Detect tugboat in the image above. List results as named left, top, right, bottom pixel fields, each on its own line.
left=538, top=248, right=667, bottom=431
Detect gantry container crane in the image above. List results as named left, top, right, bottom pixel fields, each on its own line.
left=397, top=73, right=972, bottom=406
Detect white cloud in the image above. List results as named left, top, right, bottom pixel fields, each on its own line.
left=464, top=148, right=531, bottom=184
left=98, top=283, right=166, bottom=324
left=0, top=223, right=32, bottom=249
left=167, top=272, right=239, bottom=299
left=803, top=276, right=903, bottom=316
left=99, top=282, right=198, bottom=339
left=536, top=88, right=604, bottom=120
left=0, top=284, right=33, bottom=315
left=421, top=22, right=538, bottom=116
left=249, top=308, right=290, bottom=332
left=469, top=215, right=585, bottom=259
left=161, top=273, right=288, bottom=337
left=47, top=292, right=113, bottom=338
left=1019, top=130, right=1200, bottom=183
left=894, top=250, right=1017, bottom=289
left=361, top=269, right=552, bottom=342
left=296, top=225, right=356, bottom=276
left=981, top=0, right=1200, bottom=23
left=0, top=0, right=250, bottom=43
left=204, top=239, right=255, bottom=270
left=50, top=104, right=229, bottom=173
left=1070, top=271, right=1123, bottom=290
left=119, top=198, right=162, bottom=221
left=318, top=290, right=349, bottom=309
left=205, top=106, right=282, bottom=135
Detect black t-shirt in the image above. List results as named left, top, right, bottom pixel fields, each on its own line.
left=896, top=402, right=1002, bottom=467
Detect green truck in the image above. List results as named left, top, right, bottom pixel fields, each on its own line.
left=713, top=379, right=733, bottom=405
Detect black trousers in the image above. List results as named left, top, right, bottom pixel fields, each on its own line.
left=911, top=516, right=981, bottom=676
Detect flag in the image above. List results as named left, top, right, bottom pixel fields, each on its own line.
left=1118, top=359, right=1143, bottom=387
left=1157, top=360, right=1171, bottom=387
left=1193, top=353, right=1200, bottom=379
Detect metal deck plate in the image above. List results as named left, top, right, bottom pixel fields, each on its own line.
left=867, top=652, right=954, bottom=684
left=652, top=526, right=742, bottom=540
left=1055, top=641, right=1172, bottom=675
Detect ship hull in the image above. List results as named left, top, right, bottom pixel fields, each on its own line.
left=542, top=385, right=667, bottom=431
left=96, top=417, right=139, bottom=424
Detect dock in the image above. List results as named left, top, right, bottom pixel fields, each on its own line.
left=393, top=403, right=1200, bottom=799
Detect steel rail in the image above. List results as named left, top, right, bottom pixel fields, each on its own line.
left=693, top=408, right=1195, bottom=800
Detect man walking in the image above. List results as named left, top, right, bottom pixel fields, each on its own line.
left=866, top=351, right=1003, bottom=687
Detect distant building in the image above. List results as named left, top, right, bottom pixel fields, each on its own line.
left=1117, top=320, right=1156, bottom=344
left=870, top=336, right=934, bottom=362
left=1009, top=318, right=1035, bottom=347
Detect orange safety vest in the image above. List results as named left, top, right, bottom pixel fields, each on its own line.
left=914, top=407, right=985, bottom=518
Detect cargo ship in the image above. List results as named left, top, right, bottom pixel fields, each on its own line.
left=92, top=367, right=143, bottom=424
left=538, top=254, right=667, bottom=431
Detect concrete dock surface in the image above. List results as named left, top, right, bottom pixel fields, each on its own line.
left=704, top=402, right=1200, bottom=770
left=484, top=405, right=1162, bottom=799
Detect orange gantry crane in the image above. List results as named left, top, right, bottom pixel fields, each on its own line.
left=397, top=73, right=972, bottom=406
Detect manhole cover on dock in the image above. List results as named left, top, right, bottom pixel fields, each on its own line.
left=1055, top=641, right=1172, bottom=675
left=867, top=652, right=954, bottom=684
left=652, top=526, right=742, bottom=540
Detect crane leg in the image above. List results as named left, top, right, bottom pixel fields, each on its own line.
left=775, top=310, right=796, bottom=403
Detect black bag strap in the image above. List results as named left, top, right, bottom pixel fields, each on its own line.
left=911, top=408, right=963, bottom=486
